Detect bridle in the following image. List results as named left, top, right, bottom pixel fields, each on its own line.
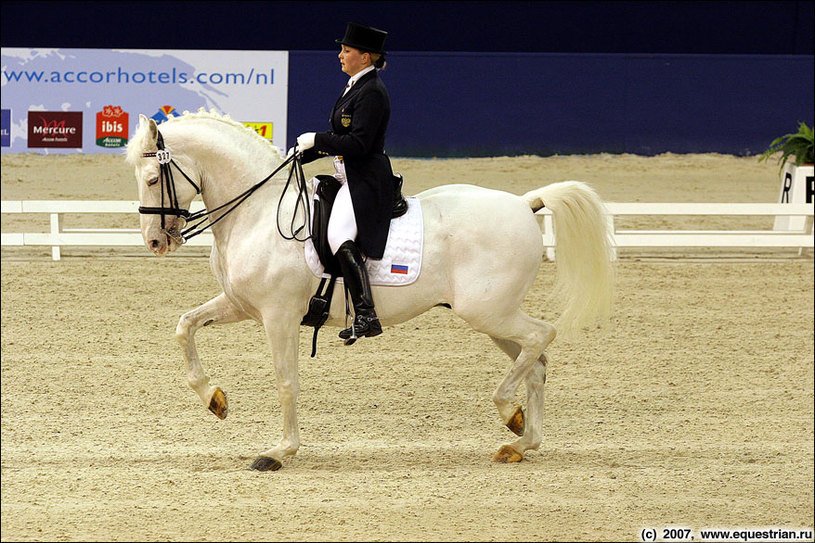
left=138, top=132, right=201, bottom=231
left=138, top=129, right=308, bottom=243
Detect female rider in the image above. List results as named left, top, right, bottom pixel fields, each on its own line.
left=294, top=22, right=397, bottom=343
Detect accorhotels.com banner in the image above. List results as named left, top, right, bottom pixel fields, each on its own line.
left=0, top=48, right=289, bottom=154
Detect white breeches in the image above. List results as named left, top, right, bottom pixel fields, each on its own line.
left=327, top=158, right=358, bottom=255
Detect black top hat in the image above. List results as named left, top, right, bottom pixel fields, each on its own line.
left=336, top=22, right=388, bottom=55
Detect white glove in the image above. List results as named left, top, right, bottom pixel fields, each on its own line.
left=286, top=146, right=296, bottom=158
left=297, top=132, right=316, bottom=151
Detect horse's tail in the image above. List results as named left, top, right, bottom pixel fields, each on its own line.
left=524, top=181, right=615, bottom=337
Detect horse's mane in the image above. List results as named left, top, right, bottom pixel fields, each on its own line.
left=126, top=108, right=285, bottom=165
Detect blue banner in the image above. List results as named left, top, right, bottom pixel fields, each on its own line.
left=1, top=48, right=289, bottom=154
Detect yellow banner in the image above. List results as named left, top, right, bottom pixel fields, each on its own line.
left=243, top=122, right=274, bottom=141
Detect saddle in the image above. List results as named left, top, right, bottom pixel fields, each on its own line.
left=300, top=173, right=408, bottom=356
left=308, top=173, right=408, bottom=276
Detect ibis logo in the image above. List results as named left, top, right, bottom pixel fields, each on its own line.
left=27, top=111, right=83, bottom=148
left=96, top=105, right=129, bottom=148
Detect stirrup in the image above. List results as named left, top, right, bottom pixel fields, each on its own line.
left=343, top=326, right=358, bottom=346
left=342, top=312, right=359, bottom=346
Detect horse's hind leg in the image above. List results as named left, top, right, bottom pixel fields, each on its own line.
left=490, top=338, right=547, bottom=435
left=509, top=352, right=548, bottom=460
left=489, top=340, right=550, bottom=462
left=477, top=313, right=554, bottom=462
left=175, top=293, right=249, bottom=419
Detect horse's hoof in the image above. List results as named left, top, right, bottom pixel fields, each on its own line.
left=493, top=444, right=523, bottom=463
left=208, top=387, right=228, bottom=420
left=249, top=456, right=282, bottom=471
left=506, top=407, right=525, bottom=436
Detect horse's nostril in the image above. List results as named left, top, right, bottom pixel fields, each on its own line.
left=149, top=239, right=161, bottom=250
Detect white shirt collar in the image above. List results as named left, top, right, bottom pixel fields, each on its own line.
left=344, top=65, right=376, bottom=94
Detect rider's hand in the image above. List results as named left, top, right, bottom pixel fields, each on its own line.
left=286, top=146, right=296, bottom=158
left=297, top=132, right=316, bottom=151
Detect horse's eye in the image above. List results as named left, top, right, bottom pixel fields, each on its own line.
left=147, top=177, right=159, bottom=187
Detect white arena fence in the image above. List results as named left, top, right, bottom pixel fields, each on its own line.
left=2, top=200, right=211, bottom=260
left=1, top=200, right=813, bottom=261
left=537, top=202, right=813, bottom=260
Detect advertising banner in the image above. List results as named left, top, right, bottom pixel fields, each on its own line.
left=1, top=48, right=288, bottom=154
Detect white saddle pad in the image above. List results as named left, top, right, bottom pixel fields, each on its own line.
left=304, top=196, right=423, bottom=286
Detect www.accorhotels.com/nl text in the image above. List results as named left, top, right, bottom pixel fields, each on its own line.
left=639, top=526, right=813, bottom=542
left=2, top=66, right=275, bottom=86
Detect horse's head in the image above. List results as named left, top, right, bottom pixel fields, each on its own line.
left=127, top=114, right=200, bottom=256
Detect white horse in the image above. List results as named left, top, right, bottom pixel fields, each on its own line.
left=126, top=109, right=614, bottom=471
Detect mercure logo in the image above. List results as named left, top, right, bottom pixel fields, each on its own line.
left=27, top=111, right=83, bottom=148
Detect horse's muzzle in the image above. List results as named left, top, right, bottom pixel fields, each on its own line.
left=165, top=226, right=185, bottom=246
left=143, top=219, right=185, bottom=256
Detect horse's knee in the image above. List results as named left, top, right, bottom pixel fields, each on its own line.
left=175, top=314, right=193, bottom=345
left=277, top=379, right=299, bottom=403
left=176, top=311, right=213, bottom=345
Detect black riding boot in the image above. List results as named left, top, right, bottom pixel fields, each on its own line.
left=336, top=240, right=382, bottom=344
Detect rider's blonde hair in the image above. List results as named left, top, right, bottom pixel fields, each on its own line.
left=369, top=52, right=386, bottom=70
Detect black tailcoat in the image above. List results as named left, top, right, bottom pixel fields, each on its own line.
left=301, top=69, right=395, bottom=259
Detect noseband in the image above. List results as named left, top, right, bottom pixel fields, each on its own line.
left=138, top=132, right=202, bottom=231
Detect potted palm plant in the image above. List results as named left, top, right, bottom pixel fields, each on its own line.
left=759, top=121, right=814, bottom=232
left=759, top=121, right=814, bottom=172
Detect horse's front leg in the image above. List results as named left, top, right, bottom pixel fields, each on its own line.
left=175, top=293, right=249, bottom=419
left=249, top=316, right=301, bottom=472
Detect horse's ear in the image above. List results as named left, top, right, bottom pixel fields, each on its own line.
left=136, top=114, right=158, bottom=147
left=147, top=118, right=159, bottom=144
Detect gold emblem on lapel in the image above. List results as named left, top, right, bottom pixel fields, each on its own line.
left=341, top=113, right=352, bottom=127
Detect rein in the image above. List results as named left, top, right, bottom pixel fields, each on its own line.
left=139, top=130, right=309, bottom=243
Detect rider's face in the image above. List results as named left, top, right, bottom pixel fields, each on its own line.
left=338, top=46, right=370, bottom=77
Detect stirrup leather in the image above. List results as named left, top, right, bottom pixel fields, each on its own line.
left=300, top=275, right=338, bottom=357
